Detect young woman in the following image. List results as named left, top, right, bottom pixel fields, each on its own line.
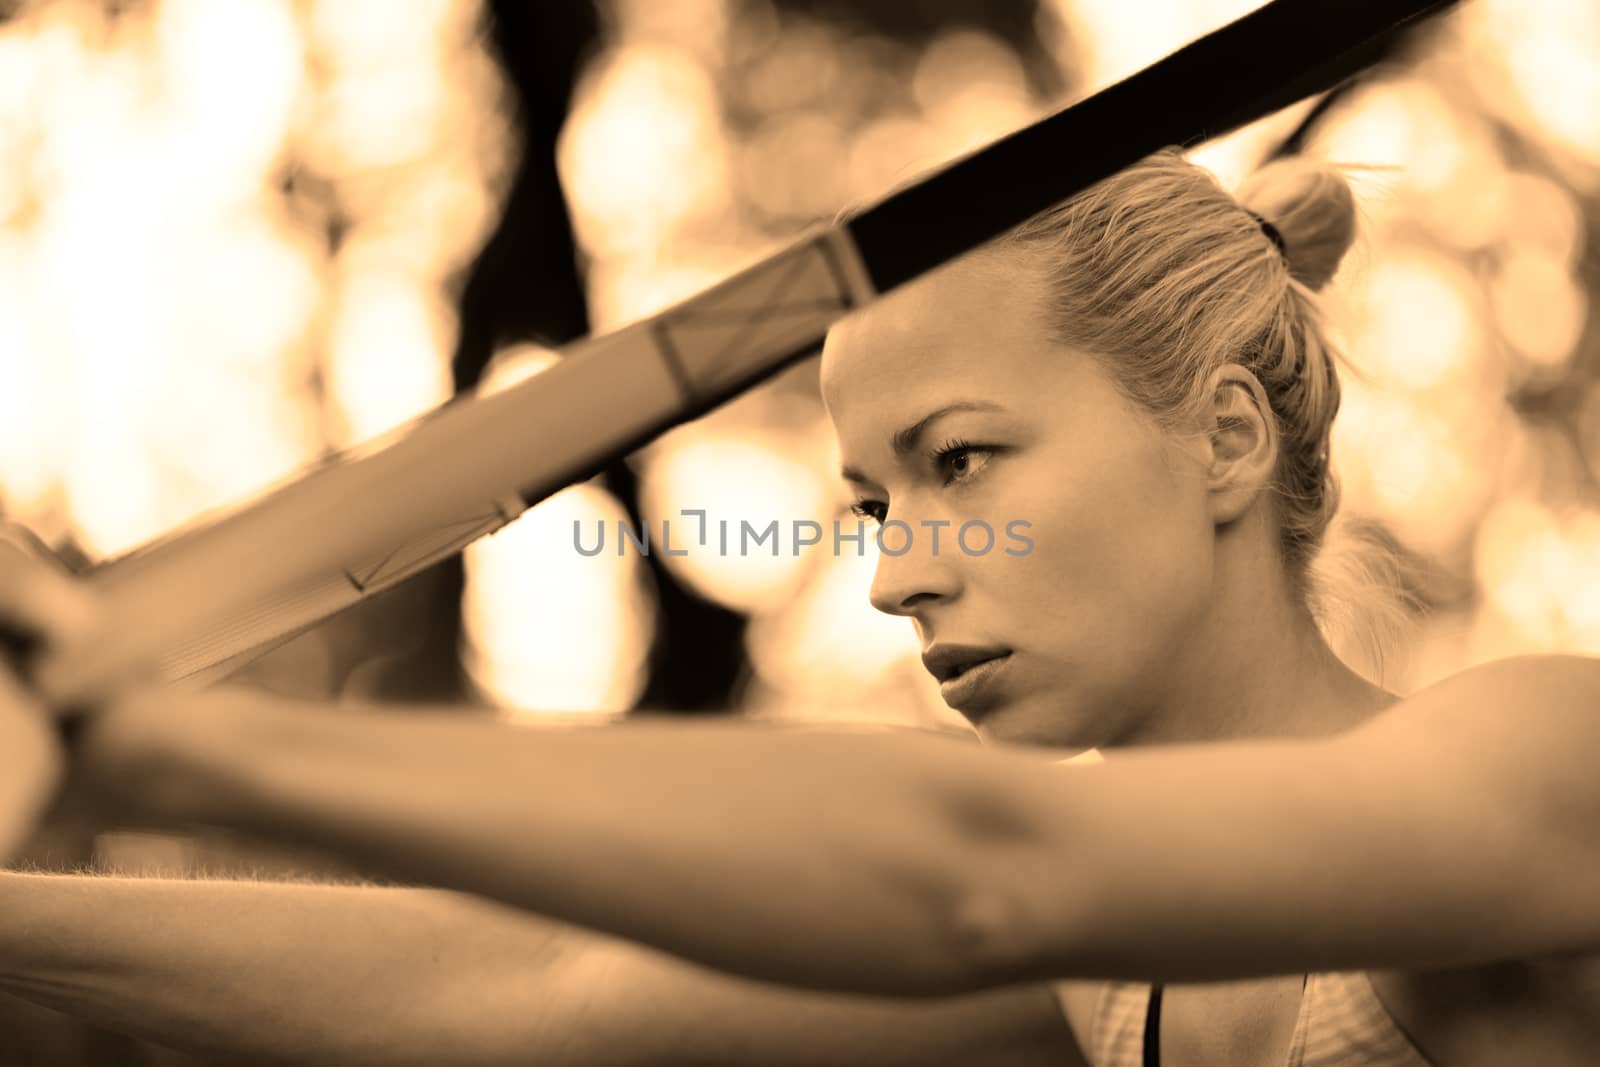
left=2, top=149, right=1598, bottom=1067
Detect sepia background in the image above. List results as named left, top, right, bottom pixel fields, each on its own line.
left=1, top=0, right=1597, bottom=855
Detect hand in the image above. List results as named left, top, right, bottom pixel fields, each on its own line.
left=0, top=653, right=62, bottom=860
left=0, top=524, right=99, bottom=860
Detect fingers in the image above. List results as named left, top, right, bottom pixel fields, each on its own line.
left=0, top=520, right=71, bottom=573
left=0, top=588, right=67, bottom=862
left=0, top=530, right=99, bottom=652
left=0, top=527, right=110, bottom=710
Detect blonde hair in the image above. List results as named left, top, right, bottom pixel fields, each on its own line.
left=996, top=149, right=1415, bottom=676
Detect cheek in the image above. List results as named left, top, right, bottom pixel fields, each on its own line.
left=1015, top=448, right=1214, bottom=643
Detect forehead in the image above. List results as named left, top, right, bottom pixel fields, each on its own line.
left=820, top=249, right=1058, bottom=423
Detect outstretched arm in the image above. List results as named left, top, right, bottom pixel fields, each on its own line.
left=69, top=655, right=1600, bottom=997
left=77, top=696, right=1018, bottom=998
left=0, top=875, right=582, bottom=1066
left=0, top=871, right=1080, bottom=1067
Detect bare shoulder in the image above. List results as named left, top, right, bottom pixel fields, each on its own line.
left=1369, top=953, right=1600, bottom=1066
left=1337, top=654, right=1600, bottom=821
left=1351, top=654, right=1600, bottom=737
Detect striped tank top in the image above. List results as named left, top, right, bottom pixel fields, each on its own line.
left=1079, top=972, right=1433, bottom=1066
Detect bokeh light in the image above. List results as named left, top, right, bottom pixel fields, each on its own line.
left=462, top=479, right=656, bottom=719
left=636, top=426, right=831, bottom=614
left=910, top=29, right=1035, bottom=157
left=1490, top=246, right=1588, bottom=372
left=0, top=0, right=519, bottom=701
left=324, top=269, right=455, bottom=445
left=1348, top=247, right=1486, bottom=393
left=1048, top=0, right=1264, bottom=94
left=557, top=43, right=730, bottom=258
left=1464, top=0, right=1600, bottom=176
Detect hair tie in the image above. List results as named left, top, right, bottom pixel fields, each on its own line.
left=1247, top=210, right=1288, bottom=259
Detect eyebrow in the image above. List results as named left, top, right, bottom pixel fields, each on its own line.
left=840, top=401, right=1006, bottom=485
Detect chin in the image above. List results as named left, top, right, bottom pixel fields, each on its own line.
left=969, top=696, right=1096, bottom=750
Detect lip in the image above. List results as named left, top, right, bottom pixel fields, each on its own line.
left=939, top=653, right=1012, bottom=713
left=921, top=646, right=1013, bottom=713
left=921, top=644, right=1012, bottom=683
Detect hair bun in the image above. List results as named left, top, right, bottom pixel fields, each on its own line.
left=1235, top=158, right=1357, bottom=291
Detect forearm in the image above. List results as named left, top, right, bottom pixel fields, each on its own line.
left=95, top=691, right=1020, bottom=997
left=0, top=872, right=588, bottom=1066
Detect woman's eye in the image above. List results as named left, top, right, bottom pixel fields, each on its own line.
left=849, top=499, right=887, bottom=524
left=844, top=442, right=995, bottom=523
left=933, top=442, right=993, bottom=484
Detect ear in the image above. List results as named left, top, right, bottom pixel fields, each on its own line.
left=1202, top=365, right=1278, bottom=525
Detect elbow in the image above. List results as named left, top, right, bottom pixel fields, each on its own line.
left=837, top=875, right=1040, bottom=998
left=913, top=776, right=1070, bottom=995
left=929, top=880, right=1053, bottom=994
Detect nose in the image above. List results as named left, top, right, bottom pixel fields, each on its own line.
left=867, top=518, right=962, bottom=617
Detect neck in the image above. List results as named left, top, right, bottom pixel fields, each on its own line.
left=1108, top=548, right=1399, bottom=749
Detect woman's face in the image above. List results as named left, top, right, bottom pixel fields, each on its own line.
left=820, top=251, right=1220, bottom=748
